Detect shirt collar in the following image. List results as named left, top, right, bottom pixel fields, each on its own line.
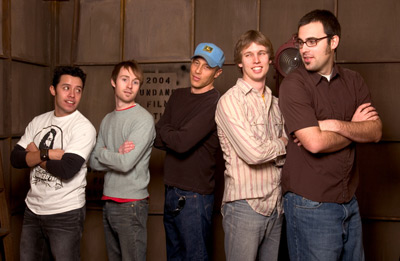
left=307, top=63, right=341, bottom=85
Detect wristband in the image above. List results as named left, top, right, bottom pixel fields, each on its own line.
left=40, top=149, right=49, bottom=161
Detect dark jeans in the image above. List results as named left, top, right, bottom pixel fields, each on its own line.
left=103, top=200, right=148, bottom=261
left=163, top=186, right=214, bottom=261
left=20, top=206, right=86, bottom=261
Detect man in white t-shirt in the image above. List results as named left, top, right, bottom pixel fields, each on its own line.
left=11, top=66, right=96, bottom=261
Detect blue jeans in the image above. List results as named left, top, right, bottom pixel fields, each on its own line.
left=103, top=200, right=148, bottom=261
left=163, top=186, right=214, bottom=261
left=284, top=192, right=365, bottom=261
left=222, top=200, right=282, bottom=261
left=20, top=206, right=85, bottom=261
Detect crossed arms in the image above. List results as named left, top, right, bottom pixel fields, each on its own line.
left=294, top=103, right=382, bottom=154
left=11, top=143, right=85, bottom=180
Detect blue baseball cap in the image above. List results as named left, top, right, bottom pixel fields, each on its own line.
left=192, top=43, right=225, bottom=68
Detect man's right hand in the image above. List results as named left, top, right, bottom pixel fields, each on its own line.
left=118, top=141, right=135, bottom=154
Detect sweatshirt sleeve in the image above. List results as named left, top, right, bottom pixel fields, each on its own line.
left=92, top=117, right=155, bottom=173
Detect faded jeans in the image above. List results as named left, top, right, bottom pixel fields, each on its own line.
left=103, top=200, right=148, bottom=261
left=20, top=206, right=85, bottom=261
left=284, top=192, right=365, bottom=261
left=222, top=200, right=283, bottom=261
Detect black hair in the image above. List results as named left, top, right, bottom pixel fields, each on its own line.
left=298, top=9, right=341, bottom=39
left=52, top=66, right=87, bottom=89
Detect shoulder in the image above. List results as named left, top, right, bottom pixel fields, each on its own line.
left=72, top=111, right=96, bottom=134
left=165, top=87, right=189, bottom=104
left=31, top=111, right=54, bottom=122
left=219, top=85, right=241, bottom=103
left=280, top=67, right=314, bottom=96
left=134, top=104, right=155, bottom=121
left=172, top=87, right=190, bottom=97
left=336, top=65, right=364, bottom=81
left=282, top=67, right=308, bottom=84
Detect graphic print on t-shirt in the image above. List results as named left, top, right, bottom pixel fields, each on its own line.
left=32, top=126, right=63, bottom=190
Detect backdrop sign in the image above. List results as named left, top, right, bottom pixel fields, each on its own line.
left=137, top=73, right=178, bottom=122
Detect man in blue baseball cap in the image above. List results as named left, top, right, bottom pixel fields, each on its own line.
left=154, top=43, right=224, bottom=260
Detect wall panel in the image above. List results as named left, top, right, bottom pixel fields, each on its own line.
left=124, top=0, right=192, bottom=62
left=78, top=66, right=115, bottom=131
left=363, top=220, right=400, bottom=260
left=195, top=0, right=258, bottom=64
left=338, top=0, right=400, bottom=62
left=0, top=4, right=3, bottom=56
left=76, top=0, right=121, bottom=64
left=356, top=142, right=400, bottom=218
left=58, top=1, right=75, bottom=65
left=342, top=63, right=400, bottom=141
left=260, top=0, right=334, bottom=56
left=11, top=0, right=50, bottom=64
left=0, top=60, right=4, bottom=135
left=11, top=62, right=50, bottom=134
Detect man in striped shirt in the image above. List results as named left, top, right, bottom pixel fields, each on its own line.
left=215, top=30, right=287, bottom=261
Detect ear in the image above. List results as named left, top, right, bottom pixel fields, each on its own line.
left=330, top=35, right=340, bottom=50
left=49, top=85, right=56, bottom=96
left=238, top=63, right=243, bottom=68
left=111, top=79, right=116, bottom=88
left=214, top=68, right=223, bottom=79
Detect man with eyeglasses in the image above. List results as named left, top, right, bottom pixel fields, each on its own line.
left=279, top=9, right=382, bottom=260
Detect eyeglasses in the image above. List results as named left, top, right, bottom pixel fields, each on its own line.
left=295, top=36, right=331, bottom=49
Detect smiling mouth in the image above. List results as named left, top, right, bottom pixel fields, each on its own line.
left=252, top=66, right=262, bottom=72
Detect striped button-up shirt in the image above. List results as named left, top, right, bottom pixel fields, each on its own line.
left=215, top=78, right=286, bottom=216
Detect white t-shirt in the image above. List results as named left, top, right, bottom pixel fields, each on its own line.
left=17, top=110, right=96, bottom=215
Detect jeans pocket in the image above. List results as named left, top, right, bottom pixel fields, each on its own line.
left=295, top=197, right=323, bottom=209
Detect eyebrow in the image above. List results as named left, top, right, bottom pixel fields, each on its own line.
left=60, top=83, right=83, bottom=89
left=119, top=74, right=138, bottom=80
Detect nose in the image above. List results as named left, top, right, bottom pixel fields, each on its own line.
left=300, top=42, right=310, bottom=52
left=195, top=64, right=202, bottom=74
left=254, top=54, right=260, bottom=63
left=68, top=88, right=75, bottom=97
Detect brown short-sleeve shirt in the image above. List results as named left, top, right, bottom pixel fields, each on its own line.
left=278, top=64, right=371, bottom=203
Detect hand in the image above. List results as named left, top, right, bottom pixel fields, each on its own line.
left=26, top=142, right=38, bottom=152
left=292, top=134, right=302, bottom=147
left=352, top=103, right=379, bottom=122
left=118, top=141, right=135, bottom=154
left=49, top=149, right=65, bottom=160
left=279, top=137, right=288, bottom=147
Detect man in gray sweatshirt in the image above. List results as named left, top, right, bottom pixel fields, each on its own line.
left=90, top=60, right=155, bottom=261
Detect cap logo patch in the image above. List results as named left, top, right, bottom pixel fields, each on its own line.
left=203, top=45, right=213, bottom=53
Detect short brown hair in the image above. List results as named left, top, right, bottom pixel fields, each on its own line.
left=111, top=60, right=144, bottom=87
left=234, top=30, right=274, bottom=66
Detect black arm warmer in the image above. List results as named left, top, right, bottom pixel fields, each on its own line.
left=46, top=153, right=85, bottom=180
left=10, top=144, right=29, bottom=169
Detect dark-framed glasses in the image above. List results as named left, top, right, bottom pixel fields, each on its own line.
left=295, top=35, right=331, bottom=49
